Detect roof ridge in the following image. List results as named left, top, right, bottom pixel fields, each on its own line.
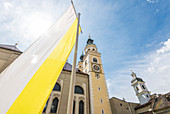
left=0, top=44, right=22, bottom=52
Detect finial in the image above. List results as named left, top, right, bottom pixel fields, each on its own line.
left=14, top=42, right=19, bottom=47
left=15, top=43, right=18, bottom=46
left=131, top=70, right=136, bottom=78
left=89, top=34, right=90, bottom=38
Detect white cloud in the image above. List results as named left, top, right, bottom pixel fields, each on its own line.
left=146, top=0, right=159, bottom=4
left=3, top=2, right=13, bottom=10
left=157, top=39, right=170, bottom=54
left=107, top=38, right=170, bottom=102
left=0, top=0, right=69, bottom=51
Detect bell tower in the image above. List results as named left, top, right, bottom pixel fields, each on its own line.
left=78, top=35, right=112, bottom=114
left=131, top=71, right=151, bottom=105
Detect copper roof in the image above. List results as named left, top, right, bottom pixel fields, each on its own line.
left=63, top=62, right=88, bottom=75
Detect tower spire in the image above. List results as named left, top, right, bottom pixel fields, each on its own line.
left=130, top=71, right=151, bottom=105
left=86, top=34, right=94, bottom=45
left=131, top=70, right=137, bottom=79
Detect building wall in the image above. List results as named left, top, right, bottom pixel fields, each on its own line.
left=43, top=70, right=90, bottom=114
left=109, top=97, right=138, bottom=114
left=0, top=46, right=90, bottom=114
left=0, top=48, right=21, bottom=73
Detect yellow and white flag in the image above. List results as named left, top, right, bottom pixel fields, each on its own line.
left=0, top=5, right=79, bottom=114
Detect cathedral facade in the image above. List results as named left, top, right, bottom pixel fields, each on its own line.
left=0, top=36, right=111, bottom=114
left=0, top=36, right=170, bottom=114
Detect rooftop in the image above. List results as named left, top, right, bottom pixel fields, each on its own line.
left=135, top=92, right=170, bottom=110
left=63, top=62, right=88, bottom=75
left=0, top=44, right=22, bottom=53
left=131, top=77, right=144, bottom=83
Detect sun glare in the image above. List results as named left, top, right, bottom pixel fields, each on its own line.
left=22, top=12, right=53, bottom=39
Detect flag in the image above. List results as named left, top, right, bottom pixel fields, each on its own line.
left=0, top=4, right=80, bottom=114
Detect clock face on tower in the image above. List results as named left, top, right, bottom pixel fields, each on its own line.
left=93, top=64, right=100, bottom=72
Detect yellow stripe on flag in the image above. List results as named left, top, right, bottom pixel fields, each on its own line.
left=7, top=18, right=80, bottom=114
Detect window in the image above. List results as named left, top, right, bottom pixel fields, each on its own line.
left=73, top=100, right=75, bottom=114
left=142, top=85, right=146, bottom=89
left=79, top=100, right=84, bottom=114
left=50, top=98, right=59, bottom=113
left=146, top=95, right=149, bottom=98
left=93, top=58, right=98, bottom=63
left=96, top=73, right=100, bottom=79
left=92, top=48, right=95, bottom=51
left=88, top=48, right=90, bottom=51
left=120, top=103, right=122, bottom=106
left=74, top=86, right=84, bottom=94
left=101, top=99, right=103, bottom=103
left=53, top=83, right=61, bottom=91
left=98, top=87, right=100, bottom=90
left=102, top=110, right=104, bottom=114
left=136, top=86, right=139, bottom=91
left=43, top=99, right=49, bottom=112
left=85, top=60, right=87, bottom=67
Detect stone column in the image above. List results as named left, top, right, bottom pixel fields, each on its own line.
left=75, top=96, right=79, bottom=114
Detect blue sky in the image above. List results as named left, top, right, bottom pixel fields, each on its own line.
left=0, top=0, right=170, bottom=103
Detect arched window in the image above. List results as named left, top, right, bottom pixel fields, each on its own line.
left=101, top=99, right=103, bottom=103
left=79, top=100, right=84, bottom=114
left=102, top=110, right=104, bottom=114
left=146, top=95, right=149, bottom=98
left=92, top=48, right=95, bottom=51
left=50, top=98, right=59, bottom=113
left=136, top=86, right=139, bottom=91
left=85, top=60, right=87, bottom=67
left=93, top=58, right=98, bottom=63
left=53, top=83, right=61, bottom=91
left=142, top=85, right=146, bottom=90
left=88, top=48, right=90, bottom=51
left=74, top=86, right=84, bottom=94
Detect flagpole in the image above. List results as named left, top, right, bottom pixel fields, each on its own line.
left=67, top=12, right=80, bottom=114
